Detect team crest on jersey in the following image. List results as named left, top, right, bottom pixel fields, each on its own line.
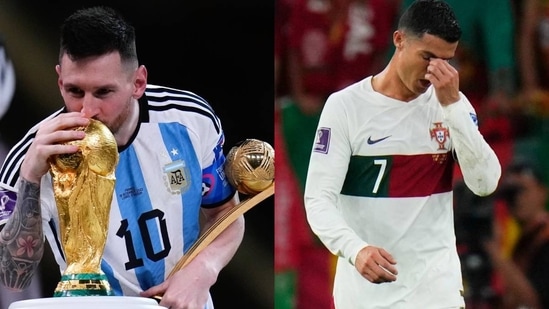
left=430, top=122, right=449, bottom=150
left=163, top=160, right=190, bottom=194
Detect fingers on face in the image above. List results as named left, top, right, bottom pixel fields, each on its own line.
left=426, top=59, right=457, bottom=81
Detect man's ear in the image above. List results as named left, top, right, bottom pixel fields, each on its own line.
left=393, top=30, right=404, bottom=49
left=133, top=65, right=148, bottom=99
left=56, top=64, right=64, bottom=90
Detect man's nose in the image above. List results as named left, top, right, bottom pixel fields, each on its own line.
left=80, top=95, right=99, bottom=118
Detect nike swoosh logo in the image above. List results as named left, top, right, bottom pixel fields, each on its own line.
left=367, top=135, right=391, bottom=145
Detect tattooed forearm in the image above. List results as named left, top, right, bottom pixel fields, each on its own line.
left=0, top=178, right=44, bottom=290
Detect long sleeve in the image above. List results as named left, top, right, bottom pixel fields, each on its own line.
left=303, top=94, right=369, bottom=266
left=443, top=95, right=501, bottom=196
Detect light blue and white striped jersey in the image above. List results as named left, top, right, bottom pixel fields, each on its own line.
left=0, top=84, right=236, bottom=305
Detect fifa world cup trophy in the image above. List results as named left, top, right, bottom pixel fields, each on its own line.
left=48, top=119, right=119, bottom=297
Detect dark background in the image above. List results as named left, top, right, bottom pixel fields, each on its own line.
left=0, top=1, right=274, bottom=308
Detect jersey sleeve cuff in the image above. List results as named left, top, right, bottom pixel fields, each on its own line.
left=440, top=97, right=475, bottom=127
left=347, top=240, right=370, bottom=266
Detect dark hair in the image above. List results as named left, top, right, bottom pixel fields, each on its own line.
left=398, top=0, right=461, bottom=43
left=59, top=6, right=138, bottom=66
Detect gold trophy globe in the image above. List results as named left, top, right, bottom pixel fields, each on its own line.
left=49, top=119, right=119, bottom=297
left=224, top=138, right=275, bottom=195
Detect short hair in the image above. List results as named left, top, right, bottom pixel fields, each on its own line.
left=59, top=6, right=138, bottom=66
left=398, top=0, right=461, bottom=43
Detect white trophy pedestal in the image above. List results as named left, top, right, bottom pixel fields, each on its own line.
left=8, top=296, right=164, bottom=309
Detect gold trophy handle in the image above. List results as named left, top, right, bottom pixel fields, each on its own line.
left=152, top=182, right=275, bottom=302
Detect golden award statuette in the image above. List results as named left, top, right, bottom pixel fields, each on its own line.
left=152, top=138, right=274, bottom=302
left=169, top=138, right=275, bottom=271
left=49, top=119, right=119, bottom=297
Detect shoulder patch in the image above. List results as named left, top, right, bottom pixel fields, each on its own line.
left=469, top=113, right=478, bottom=126
left=314, top=127, right=331, bottom=154
left=0, top=189, right=16, bottom=225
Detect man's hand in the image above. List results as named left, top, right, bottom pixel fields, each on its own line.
left=19, top=112, right=89, bottom=184
left=140, top=194, right=243, bottom=309
left=140, top=257, right=216, bottom=309
left=425, top=58, right=460, bottom=106
left=354, top=246, right=398, bottom=283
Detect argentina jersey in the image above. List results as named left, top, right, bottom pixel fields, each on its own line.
left=99, top=85, right=236, bottom=295
left=0, top=84, right=236, bottom=300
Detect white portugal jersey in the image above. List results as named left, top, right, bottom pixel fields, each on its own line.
left=304, top=76, right=500, bottom=309
left=0, top=84, right=236, bottom=305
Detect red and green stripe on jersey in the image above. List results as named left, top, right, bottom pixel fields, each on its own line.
left=341, top=153, right=454, bottom=197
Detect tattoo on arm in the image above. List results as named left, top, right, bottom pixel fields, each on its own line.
left=0, top=178, right=44, bottom=290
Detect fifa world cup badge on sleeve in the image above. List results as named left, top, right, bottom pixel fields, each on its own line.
left=314, top=127, right=331, bottom=154
left=0, top=189, right=16, bottom=225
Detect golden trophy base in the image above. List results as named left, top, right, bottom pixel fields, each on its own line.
left=53, top=273, right=114, bottom=297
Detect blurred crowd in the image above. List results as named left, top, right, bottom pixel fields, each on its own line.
left=275, top=0, right=549, bottom=308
